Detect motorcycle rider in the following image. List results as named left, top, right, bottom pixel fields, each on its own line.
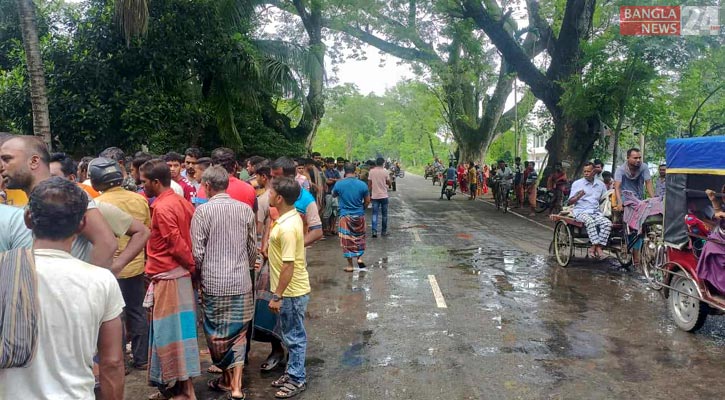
left=440, top=162, right=458, bottom=199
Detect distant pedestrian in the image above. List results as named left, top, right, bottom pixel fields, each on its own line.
left=163, top=151, right=197, bottom=202
left=656, top=164, right=666, bottom=198
left=139, top=159, right=200, bottom=399
left=468, top=161, right=478, bottom=200
left=334, top=163, right=371, bottom=272
left=192, top=166, right=257, bottom=399
left=0, top=178, right=125, bottom=400
left=368, top=157, right=390, bottom=238
left=267, top=177, right=310, bottom=398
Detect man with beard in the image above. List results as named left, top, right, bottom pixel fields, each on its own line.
left=0, top=136, right=117, bottom=267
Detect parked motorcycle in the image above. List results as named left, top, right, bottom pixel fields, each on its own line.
left=535, top=183, right=571, bottom=213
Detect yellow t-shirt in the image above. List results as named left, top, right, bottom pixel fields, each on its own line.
left=4, top=189, right=28, bottom=207
left=468, top=167, right=477, bottom=185
left=269, top=209, right=310, bottom=297
left=96, top=187, right=151, bottom=278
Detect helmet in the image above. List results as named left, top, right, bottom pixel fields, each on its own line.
left=88, top=157, right=124, bottom=191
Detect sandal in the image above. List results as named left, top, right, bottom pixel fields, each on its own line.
left=219, top=392, right=246, bottom=400
left=261, top=352, right=284, bottom=372
left=208, top=377, right=230, bottom=392
left=357, top=260, right=367, bottom=269
left=274, top=381, right=307, bottom=398
left=271, top=374, right=291, bottom=387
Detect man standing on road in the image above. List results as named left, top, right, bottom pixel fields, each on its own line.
left=524, top=161, right=538, bottom=216
left=323, top=157, right=341, bottom=236
left=513, top=157, right=523, bottom=207
left=568, top=162, right=611, bottom=259
left=90, top=157, right=153, bottom=371
left=191, top=166, right=257, bottom=400
left=183, top=147, right=202, bottom=189
left=267, top=177, right=310, bottom=399
left=368, top=157, right=390, bottom=238
left=139, top=159, right=200, bottom=399
left=468, top=161, right=478, bottom=200
left=656, top=164, right=666, bottom=198
left=0, top=178, right=125, bottom=400
left=334, top=163, right=370, bottom=271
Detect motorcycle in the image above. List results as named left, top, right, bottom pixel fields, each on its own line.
left=424, top=166, right=434, bottom=180
left=535, top=183, right=571, bottom=214
left=432, top=170, right=443, bottom=186
left=444, top=179, right=456, bottom=200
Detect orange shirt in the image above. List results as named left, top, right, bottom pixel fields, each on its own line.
left=78, top=183, right=100, bottom=198
left=145, top=189, right=196, bottom=275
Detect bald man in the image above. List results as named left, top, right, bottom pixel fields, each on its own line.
left=0, top=136, right=117, bottom=267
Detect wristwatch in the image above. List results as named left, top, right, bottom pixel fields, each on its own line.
left=272, top=294, right=282, bottom=302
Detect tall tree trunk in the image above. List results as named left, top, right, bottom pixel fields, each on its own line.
left=292, top=0, right=326, bottom=153
left=545, top=113, right=600, bottom=178
left=16, top=0, right=51, bottom=150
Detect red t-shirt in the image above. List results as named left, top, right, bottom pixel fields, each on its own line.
left=175, top=176, right=196, bottom=202
left=197, top=175, right=256, bottom=209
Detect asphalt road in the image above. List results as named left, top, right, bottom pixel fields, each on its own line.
left=126, top=172, right=725, bottom=399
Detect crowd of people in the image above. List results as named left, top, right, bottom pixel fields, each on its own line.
left=0, top=132, right=394, bottom=400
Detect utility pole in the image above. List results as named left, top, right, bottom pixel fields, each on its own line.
left=513, top=78, right=519, bottom=159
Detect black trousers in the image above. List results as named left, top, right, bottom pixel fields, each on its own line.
left=118, top=274, right=149, bottom=367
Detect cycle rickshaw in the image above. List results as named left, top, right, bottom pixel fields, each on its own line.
left=550, top=209, right=633, bottom=268
left=646, top=136, right=725, bottom=332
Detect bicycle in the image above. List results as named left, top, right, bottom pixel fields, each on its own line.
left=494, top=180, right=512, bottom=213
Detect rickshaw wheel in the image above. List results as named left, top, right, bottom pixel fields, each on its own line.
left=615, top=236, right=632, bottom=268
left=554, top=221, right=573, bottom=267
left=642, top=243, right=665, bottom=291
left=668, top=274, right=709, bottom=332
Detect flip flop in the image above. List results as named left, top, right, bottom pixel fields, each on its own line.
left=357, top=260, right=367, bottom=269
left=261, top=352, right=284, bottom=372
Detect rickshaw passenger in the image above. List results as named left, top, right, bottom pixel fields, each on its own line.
left=696, top=187, right=725, bottom=294
left=568, top=162, right=611, bottom=259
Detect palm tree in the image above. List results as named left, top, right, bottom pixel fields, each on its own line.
left=15, top=0, right=51, bottom=150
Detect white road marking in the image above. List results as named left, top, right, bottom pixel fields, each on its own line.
left=428, top=275, right=448, bottom=308
left=413, top=229, right=422, bottom=242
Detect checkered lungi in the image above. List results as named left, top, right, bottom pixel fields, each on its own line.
left=573, top=211, right=612, bottom=246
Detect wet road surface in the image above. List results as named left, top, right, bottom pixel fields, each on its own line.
left=126, top=173, right=725, bottom=399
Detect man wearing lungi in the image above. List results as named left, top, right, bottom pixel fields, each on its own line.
left=191, top=166, right=257, bottom=399
left=568, top=162, right=611, bottom=259
left=333, top=163, right=371, bottom=272
left=140, top=159, right=200, bottom=399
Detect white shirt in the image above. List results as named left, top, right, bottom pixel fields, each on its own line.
left=569, top=177, right=607, bottom=215
left=0, top=249, right=125, bottom=400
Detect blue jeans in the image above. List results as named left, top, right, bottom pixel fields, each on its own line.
left=371, top=198, right=388, bottom=233
left=280, top=294, right=309, bottom=383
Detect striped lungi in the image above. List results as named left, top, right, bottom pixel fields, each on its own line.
left=147, top=276, right=201, bottom=386
left=339, top=215, right=366, bottom=258
left=201, top=293, right=254, bottom=369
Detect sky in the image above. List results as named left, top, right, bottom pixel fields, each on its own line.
left=330, top=46, right=415, bottom=95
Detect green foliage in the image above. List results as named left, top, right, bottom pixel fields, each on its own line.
left=0, top=0, right=310, bottom=157
left=312, top=81, right=449, bottom=167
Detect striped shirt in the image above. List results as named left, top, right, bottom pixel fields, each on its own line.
left=191, top=193, right=257, bottom=296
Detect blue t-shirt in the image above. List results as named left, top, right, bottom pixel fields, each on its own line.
left=295, top=188, right=315, bottom=215
left=0, top=204, right=32, bottom=252
left=332, top=177, right=369, bottom=217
